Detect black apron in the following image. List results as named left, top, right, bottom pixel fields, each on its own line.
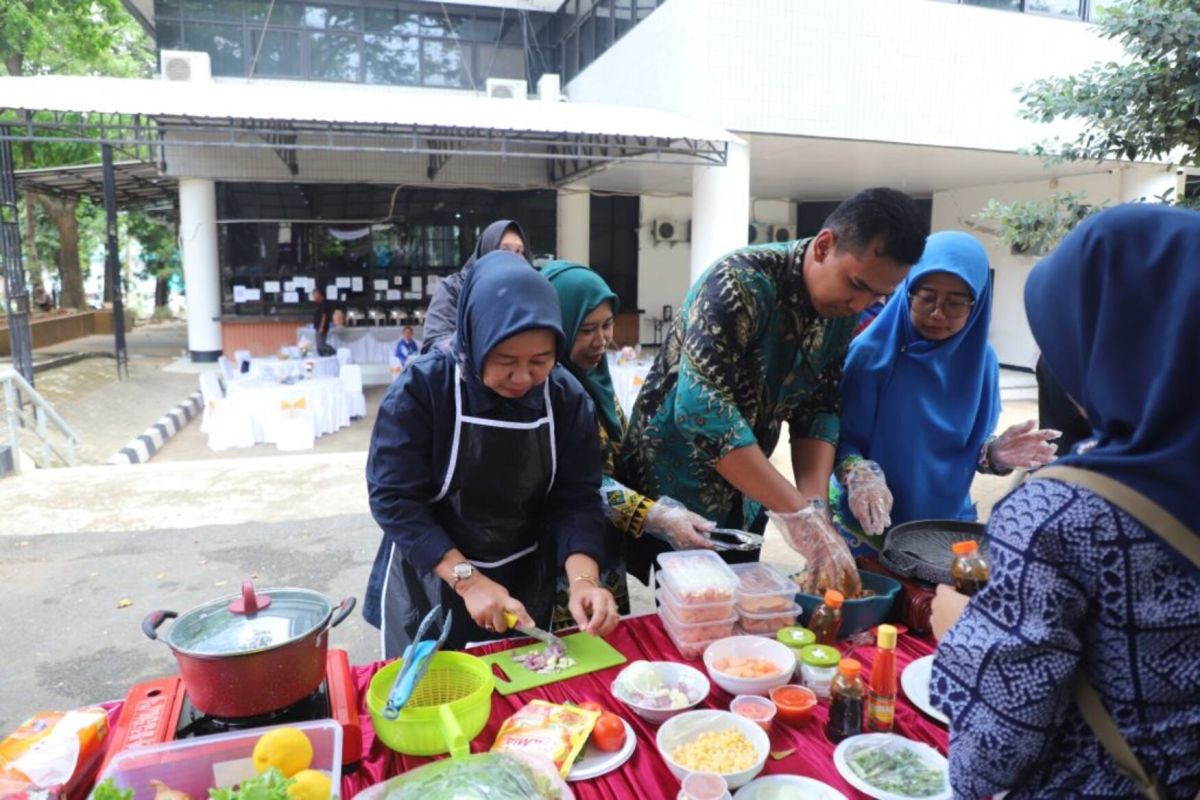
left=378, top=365, right=557, bottom=657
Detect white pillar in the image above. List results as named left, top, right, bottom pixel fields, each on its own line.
left=178, top=178, right=223, bottom=362
left=690, top=139, right=750, bottom=285
left=556, top=186, right=590, bottom=264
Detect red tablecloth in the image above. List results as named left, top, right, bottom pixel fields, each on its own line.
left=342, top=613, right=946, bottom=799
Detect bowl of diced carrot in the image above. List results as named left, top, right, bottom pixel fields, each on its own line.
left=702, top=635, right=795, bottom=697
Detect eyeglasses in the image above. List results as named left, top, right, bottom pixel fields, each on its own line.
left=908, top=289, right=974, bottom=319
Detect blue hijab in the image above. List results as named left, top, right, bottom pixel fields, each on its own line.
left=452, top=250, right=564, bottom=401
left=1026, top=204, right=1200, bottom=540
left=838, top=231, right=1000, bottom=525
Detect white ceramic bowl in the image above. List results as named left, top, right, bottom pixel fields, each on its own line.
left=656, top=709, right=769, bottom=790
left=702, top=635, right=795, bottom=696
left=610, top=661, right=710, bottom=723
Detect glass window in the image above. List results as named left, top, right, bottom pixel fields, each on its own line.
left=303, top=3, right=360, bottom=30
left=157, top=19, right=184, bottom=49
left=246, top=1, right=304, bottom=25
left=181, top=0, right=243, bottom=21
left=249, top=29, right=302, bottom=77
left=310, top=31, right=361, bottom=80
left=635, top=0, right=659, bottom=20
left=156, top=0, right=182, bottom=18
left=421, top=39, right=467, bottom=87
left=486, top=45, right=525, bottom=81
left=459, top=15, right=500, bottom=42
left=963, top=0, right=1021, bottom=10
left=1026, top=0, right=1082, bottom=16
left=579, top=16, right=595, bottom=69
left=364, top=7, right=420, bottom=35
left=184, top=22, right=245, bottom=75
left=563, top=30, right=579, bottom=81
left=364, top=33, right=419, bottom=85
left=614, top=0, right=633, bottom=40
left=594, top=0, right=613, bottom=52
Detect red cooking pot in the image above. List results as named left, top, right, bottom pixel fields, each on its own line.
left=143, top=581, right=356, bottom=718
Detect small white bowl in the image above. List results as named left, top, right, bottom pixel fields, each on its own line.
left=702, top=635, right=795, bottom=697
left=611, top=661, right=710, bottom=724
left=656, top=709, right=769, bottom=790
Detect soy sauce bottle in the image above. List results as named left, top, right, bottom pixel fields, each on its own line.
left=950, top=540, right=990, bottom=596
left=808, top=589, right=844, bottom=645
left=825, top=658, right=865, bottom=743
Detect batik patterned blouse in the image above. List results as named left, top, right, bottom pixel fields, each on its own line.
left=931, top=478, right=1200, bottom=798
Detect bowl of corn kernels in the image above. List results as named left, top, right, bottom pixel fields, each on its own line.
left=655, top=709, right=769, bottom=789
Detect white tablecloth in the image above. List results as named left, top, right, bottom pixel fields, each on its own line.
left=248, top=355, right=340, bottom=381
left=298, top=326, right=416, bottom=364
left=225, top=376, right=353, bottom=444
left=608, top=355, right=653, bottom=417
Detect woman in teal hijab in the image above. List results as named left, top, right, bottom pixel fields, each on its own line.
left=543, top=261, right=715, bottom=627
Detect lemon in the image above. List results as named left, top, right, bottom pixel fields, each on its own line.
left=287, top=770, right=333, bottom=800
left=252, top=727, right=314, bottom=777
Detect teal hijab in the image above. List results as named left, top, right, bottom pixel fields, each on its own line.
left=542, top=261, right=622, bottom=439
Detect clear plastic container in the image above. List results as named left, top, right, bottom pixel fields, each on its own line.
left=660, top=576, right=736, bottom=623
left=656, top=550, right=738, bottom=609
left=660, top=607, right=730, bottom=660
left=658, top=590, right=737, bottom=643
left=730, top=563, right=797, bottom=614
left=735, top=602, right=801, bottom=635
left=798, top=644, right=841, bottom=700
left=92, top=720, right=343, bottom=800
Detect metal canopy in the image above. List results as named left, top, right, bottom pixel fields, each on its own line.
left=14, top=160, right=176, bottom=207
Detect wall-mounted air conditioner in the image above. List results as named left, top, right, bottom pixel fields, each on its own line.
left=160, top=50, right=212, bottom=82
left=653, top=219, right=689, bottom=243
left=748, top=222, right=771, bottom=244
left=486, top=78, right=528, bottom=100
left=771, top=224, right=796, bottom=243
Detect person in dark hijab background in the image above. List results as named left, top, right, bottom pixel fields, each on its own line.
left=364, top=251, right=618, bottom=654
left=421, top=219, right=531, bottom=354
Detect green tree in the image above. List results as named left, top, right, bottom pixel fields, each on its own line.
left=125, top=211, right=180, bottom=312
left=1018, top=0, right=1200, bottom=167
left=1, top=0, right=154, bottom=308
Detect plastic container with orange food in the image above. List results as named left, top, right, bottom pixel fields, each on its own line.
left=657, top=551, right=738, bottom=614
left=659, top=578, right=737, bottom=624
left=658, top=591, right=738, bottom=643
left=769, top=684, right=817, bottom=726
left=730, top=695, right=776, bottom=730
left=661, top=612, right=727, bottom=660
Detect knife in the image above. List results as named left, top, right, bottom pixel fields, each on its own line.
left=502, top=611, right=566, bottom=652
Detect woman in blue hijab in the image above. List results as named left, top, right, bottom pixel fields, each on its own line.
left=930, top=205, right=1200, bottom=796
left=364, top=251, right=618, bottom=654
left=831, top=231, right=1058, bottom=552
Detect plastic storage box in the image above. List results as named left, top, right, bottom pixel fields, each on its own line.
left=660, top=609, right=729, bottom=660
left=730, top=563, right=800, bottom=634
left=658, top=576, right=736, bottom=623
left=656, top=551, right=738, bottom=611
left=91, top=720, right=343, bottom=800
left=658, top=590, right=737, bottom=643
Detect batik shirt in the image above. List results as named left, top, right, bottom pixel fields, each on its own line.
left=931, top=478, right=1200, bottom=798
left=618, top=240, right=855, bottom=528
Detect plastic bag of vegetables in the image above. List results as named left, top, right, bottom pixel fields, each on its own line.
left=350, top=752, right=572, bottom=800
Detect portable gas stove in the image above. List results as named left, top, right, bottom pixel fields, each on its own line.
left=100, top=648, right=360, bottom=775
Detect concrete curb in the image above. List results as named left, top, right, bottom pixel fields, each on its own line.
left=107, top=391, right=202, bottom=465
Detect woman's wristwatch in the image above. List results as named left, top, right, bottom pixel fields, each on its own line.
left=451, top=562, right=475, bottom=593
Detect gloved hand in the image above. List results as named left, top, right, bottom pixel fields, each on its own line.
left=770, top=500, right=862, bottom=598
left=844, top=460, right=893, bottom=537
left=989, top=419, right=1061, bottom=471
left=644, top=496, right=717, bottom=550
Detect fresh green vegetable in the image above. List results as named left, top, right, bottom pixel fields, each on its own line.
left=847, top=744, right=946, bottom=797
left=208, top=767, right=294, bottom=800
left=378, top=752, right=563, bottom=800
left=93, top=778, right=135, bottom=800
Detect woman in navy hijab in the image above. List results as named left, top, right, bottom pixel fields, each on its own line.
left=930, top=205, right=1200, bottom=797
left=364, top=251, right=617, bottom=654
left=831, top=231, right=1058, bottom=552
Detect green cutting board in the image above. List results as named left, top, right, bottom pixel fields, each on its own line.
left=478, top=633, right=627, bottom=695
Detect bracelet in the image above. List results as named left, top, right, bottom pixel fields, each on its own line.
left=571, top=574, right=600, bottom=589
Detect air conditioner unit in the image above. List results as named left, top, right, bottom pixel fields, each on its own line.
left=160, top=50, right=212, bottom=82
left=748, top=222, right=771, bottom=244
left=485, top=78, right=528, bottom=100
left=771, top=224, right=796, bottom=243
left=1176, top=167, right=1200, bottom=204
left=653, top=218, right=689, bottom=243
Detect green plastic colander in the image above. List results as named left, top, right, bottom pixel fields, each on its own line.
left=367, top=651, right=495, bottom=759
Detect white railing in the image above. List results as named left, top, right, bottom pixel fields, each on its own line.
left=1, top=368, right=79, bottom=473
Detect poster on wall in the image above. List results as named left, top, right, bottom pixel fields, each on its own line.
left=386, top=290, right=401, bottom=300
left=283, top=291, right=300, bottom=303
left=351, top=277, right=363, bottom=292
left=325, top=285, right=339, bottom=300
left=411, top=277, right=423, bottom=294
left=374, top=279, right=389, bottom=290
left=264, top=281, right=281, bottom=293
left=336, top=277, right=351, bottom=288
left=244, top=289, right=262, bottom=301
left=233, top=286, right=249, bottom=303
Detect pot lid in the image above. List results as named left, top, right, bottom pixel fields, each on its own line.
left=166, top=584, right=332, bottom=656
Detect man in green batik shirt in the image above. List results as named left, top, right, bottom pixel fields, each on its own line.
left=619, top=188, right=928, bottom=583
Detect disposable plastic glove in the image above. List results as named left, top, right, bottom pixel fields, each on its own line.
left=844, top=459, right=893, bottom=537
left=989, top=419, right=1061, bottom=471
left=771, top=500, right=862, bottom=598
left=644, top=496, right=717, bottom=550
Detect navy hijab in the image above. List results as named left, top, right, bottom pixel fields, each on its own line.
left=463, top=219, right=531, bottom=271
left=1026, top=204, right=1200, bottom=539
left=838, top=231, right=1000, bottom=525
left=452, top=250, right=564, bottom=400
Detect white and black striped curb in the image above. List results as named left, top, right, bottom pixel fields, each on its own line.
left=107, top=391, right=202, bottom=465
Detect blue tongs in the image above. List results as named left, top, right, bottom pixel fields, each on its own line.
left=382, top=604, right=453, bottom=719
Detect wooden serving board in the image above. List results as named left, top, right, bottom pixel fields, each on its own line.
left=477, top=632, right=627, bottom=695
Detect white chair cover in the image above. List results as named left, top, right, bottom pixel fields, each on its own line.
left=336, top=347, right=352, bottom=366
left=217, top=356, right=237, bottom=385
left=198, top=372, right=254, bottom=450
left=271, top=388, right=315, bottom=451
left=340, top=364, right=368, bottom=418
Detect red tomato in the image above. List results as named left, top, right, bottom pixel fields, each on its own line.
left=577, top=701, right=605, bottom=715
left=591, top=713, right=626, bottom=752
